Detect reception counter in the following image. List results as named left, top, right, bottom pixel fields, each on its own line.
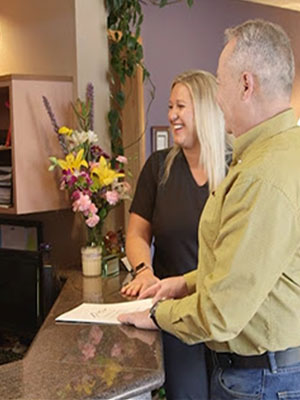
left=0, top=270, right=164, bottom=399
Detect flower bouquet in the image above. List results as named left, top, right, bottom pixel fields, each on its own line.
left=43, top=83, right=131, bottom=275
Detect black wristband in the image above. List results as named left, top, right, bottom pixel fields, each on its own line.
left=132, top=262, right=152, bottom=278
left=149, top=300, right=162, bottom=329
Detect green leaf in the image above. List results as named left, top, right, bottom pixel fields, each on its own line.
left=135, top=0, right=141, bottom=13
left=108, top=109, right=119, bottom=125
left=110, top=126, right=121, bottom=140
left=137, top=13, right=144, bottom=26
left=99, top=208, right=108, bottom=220
left=187, top=0, right=194, bottom=7
left=116, top=90, right=125, bottom=108
left=136, top=43, right=143, bottom=61
left=127, top=36, right=137, bottom=51
left=159, top=0, right=168, bottom=8
left=112, top=0, right=123, bottom=11
left=135, top=26, right=141, bottom=39
left=119, top=71, right=126, bottom=84
left=143, top=68, right=150, bottom=81
left=107, top=13, right=117, bottom=27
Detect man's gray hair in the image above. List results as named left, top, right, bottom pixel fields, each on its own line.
left=225, top=19, right=295, bottom=97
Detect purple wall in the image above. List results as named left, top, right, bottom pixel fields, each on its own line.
left=141, top=0, right=300, bottom=157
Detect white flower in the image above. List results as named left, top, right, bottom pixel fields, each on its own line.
left=87, top=130, right=98, bottom=144
left=65, top=130, right=98, bottom=148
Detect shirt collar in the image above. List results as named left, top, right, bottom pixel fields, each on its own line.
left=232, top=108, right=297, bottom=163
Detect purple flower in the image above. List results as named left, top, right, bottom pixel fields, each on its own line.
left=79, top=171, right=93, bottom=186
left=62, top=170, right=77, bottom=186
left=86, top=82, right=94, bottom=131
left=42, top=96, right=68, bottom=155
left=91, top=145, right=110, bottom=161
left=71, top=189, right=81, bottom=201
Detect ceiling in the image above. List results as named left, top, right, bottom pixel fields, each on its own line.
left=240, top=0, right=300, bottom=12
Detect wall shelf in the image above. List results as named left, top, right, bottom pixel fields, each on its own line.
left=0, top=75, right=73, bottom=215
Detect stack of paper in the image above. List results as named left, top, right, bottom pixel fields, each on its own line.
left=0, top=166, right=12, bottom=205
left=55, top=298, right=153, bottom=325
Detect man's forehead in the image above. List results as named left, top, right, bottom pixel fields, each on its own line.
left=217, top=39, right=236, bottom=75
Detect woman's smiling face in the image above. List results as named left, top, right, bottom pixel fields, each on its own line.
left=168, top=83, right=198, bottom=149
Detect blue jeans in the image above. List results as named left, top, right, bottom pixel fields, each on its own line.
left=211, top=352, right=300, bottom=400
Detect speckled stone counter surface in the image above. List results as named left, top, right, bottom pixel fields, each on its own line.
left=0, top=270, right=164, bottom=400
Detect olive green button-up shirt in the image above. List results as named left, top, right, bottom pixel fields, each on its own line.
left=156, top=109, right=300, bottom=355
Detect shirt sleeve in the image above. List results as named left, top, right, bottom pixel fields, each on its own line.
left=129, top=152, right=162, bottom=222
left=184, top=270, right=197, bottom=294
left=155, top=177, right=300, bottom=345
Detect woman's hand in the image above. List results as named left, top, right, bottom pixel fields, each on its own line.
left=120, top=269, right=160, bottom=298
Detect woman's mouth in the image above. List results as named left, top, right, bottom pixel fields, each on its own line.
left=173, top=124, right=183, bottom=131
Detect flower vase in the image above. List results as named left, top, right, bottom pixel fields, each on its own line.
left=82, top=276, right=103, bottom=302
left=81, top=246, right=102, bottom=277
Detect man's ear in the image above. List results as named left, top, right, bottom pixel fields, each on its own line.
left=241, top=71, right=254, bottom=101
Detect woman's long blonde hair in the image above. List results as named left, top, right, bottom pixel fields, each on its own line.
left=161, top=70, right=228, bottom=192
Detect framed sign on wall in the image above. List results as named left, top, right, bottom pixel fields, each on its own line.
left=151, top=126, right=170, bottom=152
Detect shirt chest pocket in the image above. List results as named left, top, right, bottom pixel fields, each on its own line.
left=199, top=190, right=223, bottom=247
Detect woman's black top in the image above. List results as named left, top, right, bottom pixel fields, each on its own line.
left=130, top=148, right=209, bottom=279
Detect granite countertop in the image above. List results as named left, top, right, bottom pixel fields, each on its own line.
left=0, top=270, right=164, bottom=399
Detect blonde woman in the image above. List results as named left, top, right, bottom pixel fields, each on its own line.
left=121, top=70, right=228, bottom=399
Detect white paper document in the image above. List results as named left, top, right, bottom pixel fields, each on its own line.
left=55, top=298, right=153, bottom=325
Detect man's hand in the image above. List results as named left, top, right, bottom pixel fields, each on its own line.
left=118, top=309, right=158, bottom=330
left=138, top=276, right=188, bottom=303
left=120, top=269, right=159, bottom=298
left=119, top=325, right=156, bottom=345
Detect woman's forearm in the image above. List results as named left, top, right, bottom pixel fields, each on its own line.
left=126, top=235, right=152, bottom=271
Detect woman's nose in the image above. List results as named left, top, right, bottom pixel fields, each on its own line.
left=169, top=112, right=178, bottom=122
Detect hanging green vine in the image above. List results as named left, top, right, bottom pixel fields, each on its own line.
left=105, top=0, right=193, bottom=156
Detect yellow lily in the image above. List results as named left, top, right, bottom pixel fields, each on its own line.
left=91, top=156, right=124, bottom=187
left=57, top=148, right=88, bottom=172
left=58, top=126, right=73, bottom=136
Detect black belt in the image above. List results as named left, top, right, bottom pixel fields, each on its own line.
left=213, top=346, right=300, bottom=369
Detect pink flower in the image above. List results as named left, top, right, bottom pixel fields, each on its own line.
left=72, top=192, right=91, bottom=213
left=83, top=202, right=98, bottom=217
left=110, top=343, right=122, bottom=358
left=86, top=213, right=100, bottom=227
left=89, top=161, right=99, bottom=169
left=60, top=180, right=66, bottom=190
left=81, top=342, right=96, bottom=361
left=89, top=203, right=98, bottom=214
left=89, top=326, right=103, bottom=345
left=105, top=190, right=119, bottom=205
left=116, top=155, right=128, bottom=164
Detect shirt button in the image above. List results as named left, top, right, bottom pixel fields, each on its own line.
left=238, top=159, right=242, bottom=164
